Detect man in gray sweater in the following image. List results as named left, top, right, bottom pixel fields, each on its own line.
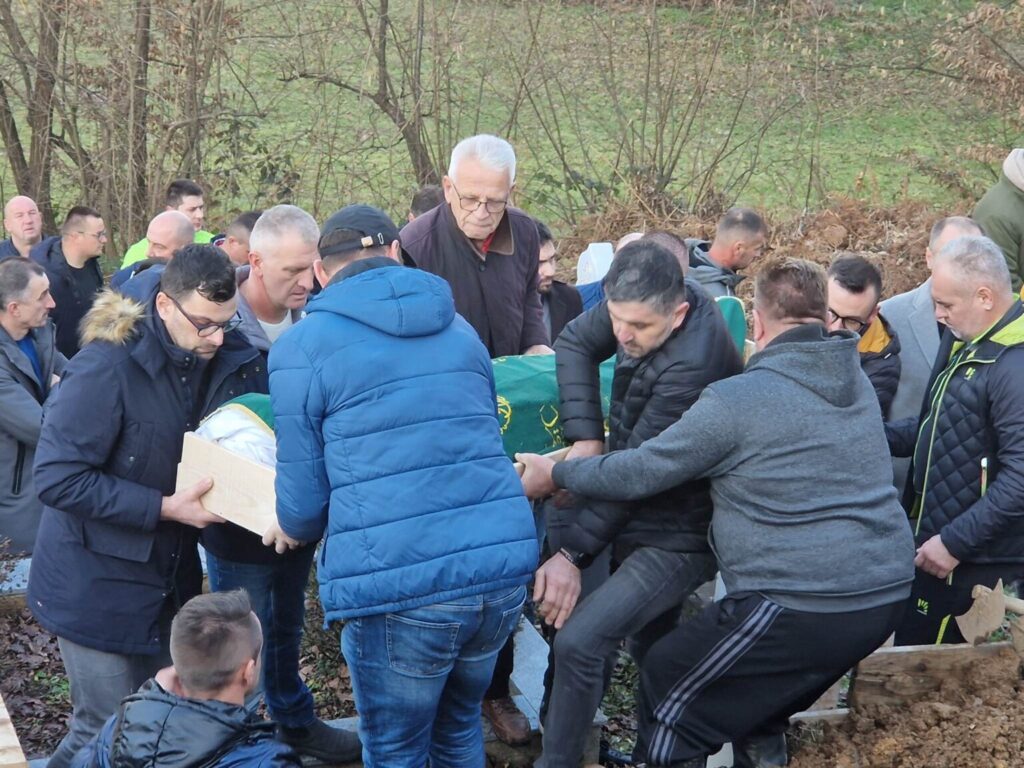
left=519, top=258, right=915, bottom=768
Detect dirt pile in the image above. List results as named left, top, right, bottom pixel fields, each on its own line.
left=559, top=196, right=946, bottom=299
left=790, top=647, right=1024, bottom=768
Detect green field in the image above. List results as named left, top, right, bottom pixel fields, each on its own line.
left=1, top=0, right=1019, bottom=245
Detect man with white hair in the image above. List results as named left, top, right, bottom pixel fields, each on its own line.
left=401, top=134, right=552, bottom=359
left=881, top=216, right=983, bottom=491
left=1, top=195, right=44, bottom=259
left=887, top=235, right=1024, bottom=645
left=201, top=204, right=359, bottom=761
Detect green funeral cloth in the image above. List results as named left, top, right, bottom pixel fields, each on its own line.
left=210, top=356, right=613, bottom=459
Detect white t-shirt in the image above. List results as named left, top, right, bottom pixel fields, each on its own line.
left=258, top=312, right=294, bottom=345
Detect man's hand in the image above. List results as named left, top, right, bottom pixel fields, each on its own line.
left=262, top=520, right=304, bottom=554
left=160, top=478, right=225, bottom=529
left=533, top=552, right=582, bottom=630
left=551, top=440, right=604, bottom=507
left=523, top=344, right=554, bottom=356
left=914, top=534, right=960, bottom=579
left=516, top=452, right=557, bottom=499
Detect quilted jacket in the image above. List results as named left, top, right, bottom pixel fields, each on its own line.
left=269, top=258, right=538, bottom=623
left=887, top=301, right=1024, bottom=563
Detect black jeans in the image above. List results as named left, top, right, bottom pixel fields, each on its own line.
left=635, top=593, right=905, bottom=766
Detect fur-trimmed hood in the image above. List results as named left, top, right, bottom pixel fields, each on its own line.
left=79, top=289, right=146, bottom=347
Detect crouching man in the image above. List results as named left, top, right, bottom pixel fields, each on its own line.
left=72, top=590, right=301, bottom=768
left=520, top=258, right=915, bottom=768
left=266, top=204, right=538, bottom=768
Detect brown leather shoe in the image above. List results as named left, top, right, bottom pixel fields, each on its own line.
left=482, top=696, right=531, bottom=745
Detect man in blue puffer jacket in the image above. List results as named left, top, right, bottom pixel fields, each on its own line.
left=266, top=204, right=538, bottom=768
left=73, top=590, right=300, bottom=768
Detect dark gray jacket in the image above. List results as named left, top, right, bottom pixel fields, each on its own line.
left=554, top=284, right=742, bottom=561
left=0, top=321, right=66, bottom=553
left=686, top=239, right=744, bottom=298
left=554, top=323, right=915, bottom=613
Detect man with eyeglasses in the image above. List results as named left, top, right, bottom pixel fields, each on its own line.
left=1, top=195, right=44, bottom=260
left=201, top=203, right=359, bottom=762
left=826, top=253, right=902, bottom=419
left=27, top=244, right=267, bottom=767
left=402, top=134, right=552, bottom=360
left=29, top=206, right=107, bottom=358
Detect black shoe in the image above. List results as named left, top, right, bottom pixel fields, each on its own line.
left=600, top=739, right=634, bottom=765
left=733, top=732, right=788, bottom=768
left=278, top=718, right=362, bottom=763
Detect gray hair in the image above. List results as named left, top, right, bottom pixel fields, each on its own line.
left=928, top=216, right=982, bottom=252
left=448, top=134, right=517, bottom=184
left=249, top=204, right=319, bottom=257
left=0, top=258, right=44, bottom=309
left=603, top=240, right=686, bottom=315
left=935, top=235, right=1012, bottom=296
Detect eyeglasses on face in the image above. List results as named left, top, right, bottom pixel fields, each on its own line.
left=449, top=181, right=509, bottom=214
left=75, top=230, right=108, bottom=240
left=166, top=293, right=243, bottom=338
left=827, top=308, right=870, bottom=334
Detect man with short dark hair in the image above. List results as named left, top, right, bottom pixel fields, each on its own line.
left=0, top=258, right=64, bottom=554
left=535, top=219, right=582, bottom=343
left=881, top=216, right=983, bottom=491
left=887, top=235, right=1024, bottom=645
left=270, top=203, right=537, bottom=767
left=109, top=211, right=195, bottom=290
left=520, top=258, right=914, bottom=768
left=122, top=179, right=216, bottom=268
left=29, top=206, right=106, bottom=358
left=72, top=590, right=301, bottom=768
left=216, top=210, right=263, bottom=266
left=687, top=208, right=767, bottom=297
left=201, top=203, right=353, bottom=761
left=533, top=241, right=742, bottom=768
left=826, top=253, right=901, bottom=418
left=1, top=196, right=43, bottom=260
left=28, top=244, right=267, bottom=767
left=407, top=184, right=445, bottom=221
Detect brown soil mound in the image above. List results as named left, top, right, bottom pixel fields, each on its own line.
left=790, top=647, right=1024, bottom=768
left=560, top=196, right=951, bottom=300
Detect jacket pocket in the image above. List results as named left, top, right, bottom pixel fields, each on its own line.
left=11, top=442, right=25, bottom=495
left=109, top=421, right=155, bottom=481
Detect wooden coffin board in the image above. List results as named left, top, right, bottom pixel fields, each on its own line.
left=848, top=640, right=1019, bottom=709
left=0, top=691, right=28, bottom=768
left=175, top=432, right=277, bottom=537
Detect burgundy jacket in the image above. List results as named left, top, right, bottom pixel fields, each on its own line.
left=400, top=203, right=549, bottom=358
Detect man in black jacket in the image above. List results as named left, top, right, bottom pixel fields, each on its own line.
left=826, top=253, right=901, bottom=418
left=536, top=219, right=582, bottom=344
left=29, top=206, right=106, bottom=358
left=533, top=241, right=743, bottom=768
left=888, top=235, right=1024, bottom=645
left=72, top=590, right=300, bottom=768
left=28, top=245, right=268, bottom=768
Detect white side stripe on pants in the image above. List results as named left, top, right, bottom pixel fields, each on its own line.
left=649, top=600, right=783, bottom=765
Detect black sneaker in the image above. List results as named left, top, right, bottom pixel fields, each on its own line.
left=278, top=718, right=362, bottom=763
left=733, top=732, right=788, bottom=768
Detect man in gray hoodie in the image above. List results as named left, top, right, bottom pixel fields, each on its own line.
left=519, top=258, right=915, bottom=768
left=685, top=208, right=767, bottom=298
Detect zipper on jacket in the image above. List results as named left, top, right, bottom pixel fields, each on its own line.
left=11, top=442, right=25, bottom=495
left=914, top=353, right=998, bottom=535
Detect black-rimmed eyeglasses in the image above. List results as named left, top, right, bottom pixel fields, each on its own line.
left=449, top=181, right=509, bottom=214
left=166, top=293, right=243, bottom=338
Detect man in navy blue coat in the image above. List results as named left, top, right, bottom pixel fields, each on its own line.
left=267, top=204, right=538, bottom=768
left=28, top=245, right=267, bottom=768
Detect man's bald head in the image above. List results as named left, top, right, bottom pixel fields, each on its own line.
left=146, top=210, right=195, bottom=262
left=926, top=216, right=983, bottom=270
left=3, top=195, right=43, bottom=254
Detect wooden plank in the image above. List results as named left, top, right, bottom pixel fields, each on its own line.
left=790, top=708, right=851, bottom=725
left=849, top=641, right=1019, bottom=709
left=175, top=432, right=277, bottom=536
left=0, top=691, right=28, bottom=768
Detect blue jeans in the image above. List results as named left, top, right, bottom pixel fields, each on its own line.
left=205, top=546, right=317, bottom=728
left=343, top=585, right=527, bottom=768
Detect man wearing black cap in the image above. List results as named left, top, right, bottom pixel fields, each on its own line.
left=267, top=203, right=537, bottom=767
left=201, top=203, right=361, bottom=762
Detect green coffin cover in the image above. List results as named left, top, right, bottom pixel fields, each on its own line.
left=492, top=354, right=615, bottom=458
left=208, top=356, right=615, bottom=460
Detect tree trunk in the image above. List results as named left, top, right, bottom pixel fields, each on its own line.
left=128, top=0, right=152, bottom=235
left=26, top=1, right=64, bottom=231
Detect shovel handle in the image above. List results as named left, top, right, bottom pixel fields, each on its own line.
left=1005, top=595, right=1024, bottom=615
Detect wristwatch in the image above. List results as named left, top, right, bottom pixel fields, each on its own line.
left=558, top=547, right=590, bottom=569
